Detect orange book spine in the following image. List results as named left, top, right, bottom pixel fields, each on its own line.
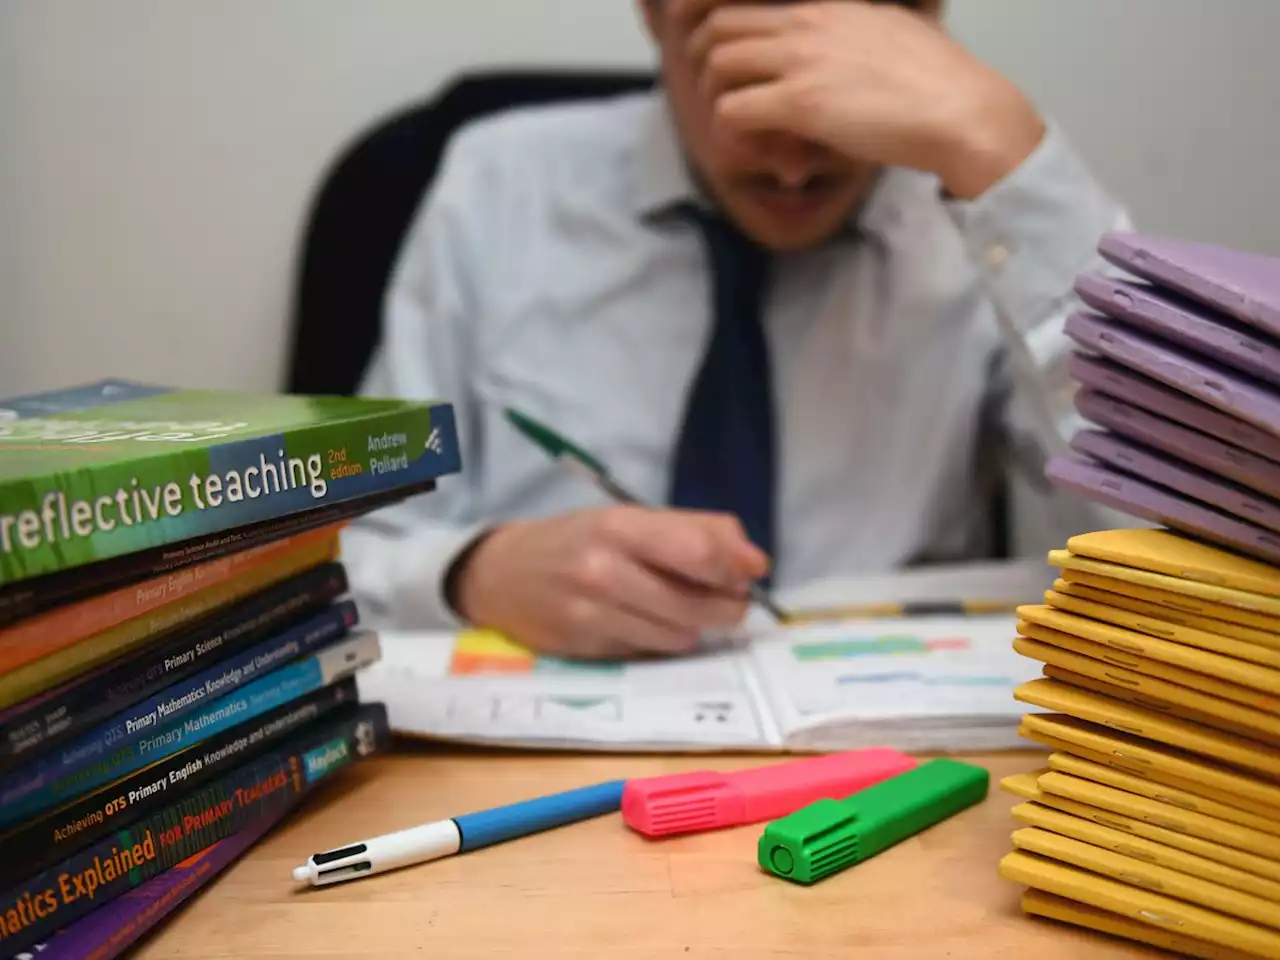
left=0, top=524, right=341, bottom=673
left=0, top=534, right=340, bottom=708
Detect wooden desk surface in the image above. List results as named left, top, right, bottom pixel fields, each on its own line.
left=135, top=744, right=1161, bottom=960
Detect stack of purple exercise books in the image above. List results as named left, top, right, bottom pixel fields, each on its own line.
left=1047, top=230, right=1280, bottom=566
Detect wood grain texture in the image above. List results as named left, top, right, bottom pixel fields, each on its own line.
left=130, top=743, right=1166, bottom=959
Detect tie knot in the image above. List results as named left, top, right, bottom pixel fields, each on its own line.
left=675, top=203, right=770, bottom=277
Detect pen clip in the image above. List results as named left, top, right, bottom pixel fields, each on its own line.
left=311, top=842, right=367, bottom=866
left=314, top=861, right=373, bottom=883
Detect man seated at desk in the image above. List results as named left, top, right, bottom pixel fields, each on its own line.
left=341, top=0, right=1127, bottom=659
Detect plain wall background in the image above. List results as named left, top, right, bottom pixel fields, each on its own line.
left=2, top=0, right=1277, bottom=397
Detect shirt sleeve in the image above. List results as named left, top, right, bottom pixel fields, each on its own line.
left=944, top=121, right=1147, bottom=554
left=338, top=146, right=492, bottom=632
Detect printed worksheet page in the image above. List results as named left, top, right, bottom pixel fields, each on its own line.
left=746, top=615, right=1041, bottom=752
left=356, top=629, right=779, bottom=751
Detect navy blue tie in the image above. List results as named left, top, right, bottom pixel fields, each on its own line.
left=667, top=206, right=778, bottom=577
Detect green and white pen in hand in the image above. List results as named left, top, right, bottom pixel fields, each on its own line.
left=503, top=407, right=791, bottom=624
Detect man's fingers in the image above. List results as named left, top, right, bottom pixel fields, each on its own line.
left=686, top=513, right=770, bottom=580
left=687, top=3, right=799, bottom=64
left=563, top=594, right=700, bottom=658
left=662, top=510, right=770, bottom=585
left=571, top=545, right=751, bottom=635
left=668, top=0, right=720, bottom=36
left=698, top=37, right=801, bottom=100
left=595, top=507, right=760, bottom=590
left=713, top=79, right=807, bottom=137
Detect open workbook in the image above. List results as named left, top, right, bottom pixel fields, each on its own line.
left=355, top=561, right=1049, bottom=753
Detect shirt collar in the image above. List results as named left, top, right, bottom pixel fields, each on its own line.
left=630, top=89, right=909, bottom=246
left=631, top=90, right=703, bottom=220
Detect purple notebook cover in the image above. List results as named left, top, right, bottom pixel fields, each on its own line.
left=32, top=813, right=280, bottom=960
left=1046, top=455, right=1280, bottom=565
left=1068, top=353, right=1280, bottom=464
left=1098, top=231, right=1280, bottom=340
left=1075, top=273, right=1280, bottom=387
left=1066, top=310, right=1280, bottom=439
left=1071, top=429, right=1280, bottom=535
left=1075, top=388, right=1280, bottom=501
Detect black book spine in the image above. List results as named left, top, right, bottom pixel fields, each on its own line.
left=0, top=677, right=359, bottom=890
left=0, top=562, right=349, bottom=772
left=0, top=479, right=432, bottom=628
left=0, top=700, right=390, bottom=958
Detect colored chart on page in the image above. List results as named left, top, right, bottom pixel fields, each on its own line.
left=753, top=616, right=1035, bottom=721
left=790, top=630, right=1007, bottom=692
left=448, top=629, right=623, bottom=676
left=791, top=632, right=974, bottom=661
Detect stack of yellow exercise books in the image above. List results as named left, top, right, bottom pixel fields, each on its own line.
left=1000, top=527, right=1280, bottom=960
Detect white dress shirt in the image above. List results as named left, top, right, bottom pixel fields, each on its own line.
left=341, top=88, right=1132, bottom=632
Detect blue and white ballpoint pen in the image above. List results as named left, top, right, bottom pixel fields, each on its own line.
left=291, top=779, right=627, bottom=887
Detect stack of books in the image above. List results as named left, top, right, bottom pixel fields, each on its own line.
left=0, top=380, right=458, bottom=960
left=998, top=232, right=1280, bottom=958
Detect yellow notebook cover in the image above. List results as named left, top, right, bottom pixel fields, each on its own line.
left=1049, top=550, right=1280, bottom=618
left=1012, top=800, right=1280, bottom=903
left=1018, top=727, right=1280, bottom=829
left=1042, top=667, right=1280, bottom=746
left=1021, top=889, right=1260, bottom=960
left=1014, top=635, right=1280, bottom=741
left=1017, top=619, right=1278, bottom=712
left=999, top=850, right=1280, bottom=958
left=1015, top=678, right=1280, bottom=777
left=1053, top=577, right=1280, bottom=651
left=1060, top=567, right=1280, bottom=632
left=1012, top=826, right=1280, bottom=929
left=1046, top=588, right=1280, bottom=668
left=1019, top=605, right=1280, bottom=696
left=1047, top=751, right=1280, bottom=838
left=1016, top=775, right=1280, bottom=883
left=1017, top=713, right=1280, bottom=811
left=1000, top=771, right=1046, bottom=801
left=1066, top=529, right=1280, bottom=597
left=1024, top=727, right=1280, bottom=824
left=1038, top=771, right=1280, bottom=861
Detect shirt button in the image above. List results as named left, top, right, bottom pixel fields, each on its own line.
left=985, top=243, right=1011, bottom=270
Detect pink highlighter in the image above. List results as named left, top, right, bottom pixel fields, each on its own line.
left=621, top=748, right=918, bottom=837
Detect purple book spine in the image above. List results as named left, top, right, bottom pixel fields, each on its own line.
left=22, top=814, right=279, bottom=960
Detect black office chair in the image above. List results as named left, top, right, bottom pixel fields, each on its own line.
left=284, top=68, right=654, bottom=397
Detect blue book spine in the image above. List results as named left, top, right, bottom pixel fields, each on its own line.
left=0, top=631, right=380, bottom=827
left=0, top=700, right=390, bottom=958
left=0, top=601, right=357, bottom=804
left=0, top=561, right=349, bottom=771
left=0, top=678, right=358, bottom=892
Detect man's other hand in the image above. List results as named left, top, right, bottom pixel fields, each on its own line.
left=447, top=506, right=770, bottom=659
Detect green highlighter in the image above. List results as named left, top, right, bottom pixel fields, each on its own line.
left=757, top=758, right=989, bottom=885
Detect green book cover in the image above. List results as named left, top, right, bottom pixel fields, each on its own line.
left=0, top=380, right=460, bottom=587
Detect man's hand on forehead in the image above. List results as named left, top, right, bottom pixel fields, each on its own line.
left=666, top=0, right=721, bottom=36
left=682, top=1, right=941, bottom=126
left=679, top=0, right=938, bottom=109
left=690, top=4, right=871, bottom=96
left=665, top=0, right=1043, bottom=200
left=670, top=0, right=927, bottom=38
